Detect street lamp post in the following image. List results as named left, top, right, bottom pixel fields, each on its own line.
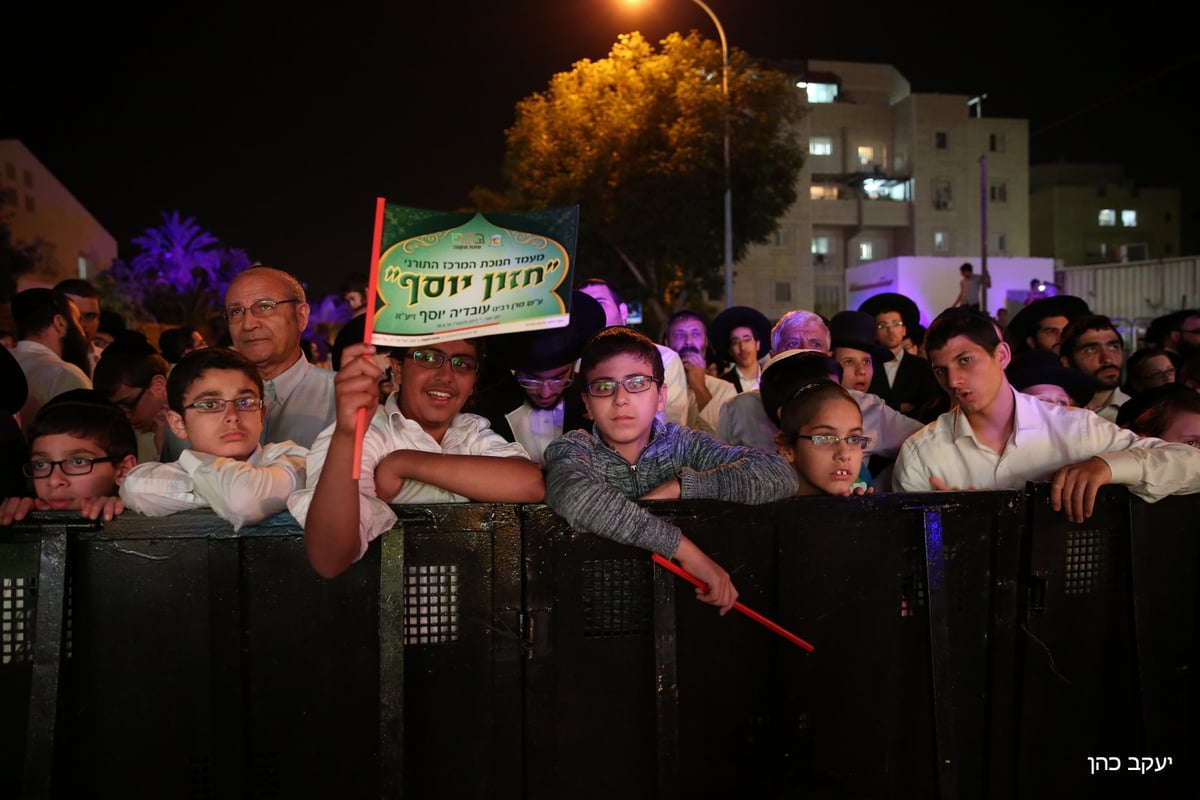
left=688, top=0, right=733, bottom=308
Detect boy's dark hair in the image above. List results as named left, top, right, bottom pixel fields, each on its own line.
left=925, top=308, right=1000, bottom=355
left=12, top=288, right=74, bottom=339
left=167, top=347, right=264, bottom=413
left=960, top=263, right=974, bottom=274
left=776, top=379, right=859, bottom=446
left=760, top=351, right=841, bottom=427
left=93, top=349, right=170, bottom=397
left=1060, top=314, right=1122, bottom=361
left=580, top=326, right=664, bottom=384
left=158, top=326, right=199, bottom=363
left=27, top=389, right=137, bottom=462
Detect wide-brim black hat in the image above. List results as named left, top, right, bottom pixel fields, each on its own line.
left=487, top=290, right=606, bottom=372
left=709, top=305, right=772, bottom=360
left=857, top=292, right=920, bottom=331
left=1005, top=349, right=1094, bottom=408
left=1006, top=295, right=1091, bottom=350
left=828, top=310, right=894, bottom=364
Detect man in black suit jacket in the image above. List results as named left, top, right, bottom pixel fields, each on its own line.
left=860, top=294, right=941, bottom=419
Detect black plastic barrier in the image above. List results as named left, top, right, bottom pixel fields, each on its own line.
left=1, top=486, right=1195, bottom=799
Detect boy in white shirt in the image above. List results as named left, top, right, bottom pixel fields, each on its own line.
left=120, top=347, right=307, bottom=530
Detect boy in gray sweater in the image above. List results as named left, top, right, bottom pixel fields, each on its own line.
left=544, top=326, right=799, bottom=614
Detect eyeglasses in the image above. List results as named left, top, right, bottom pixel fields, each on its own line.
left=876, top=320, right=905, bottom=329
left=114, top=385, right=149, bottom=413
left=409, top=350, right=479, bottom=374
left=23, top=456, right=121, bottom=479
left=1139, top=367, right=1176, bottom=382
left=584, top=375, right=659, bottom=397
left=183, top=397, right=266, bottom=414
left=517, top=375, right=573, bottom=391
left=224, top=298, right=301, bottom=321
left=794, top=434, right=872, bottom=449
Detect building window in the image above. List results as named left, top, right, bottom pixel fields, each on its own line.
left=22, top=169, right=32, bottom=189
left=809, top=136, right=833, bottom=156
left=812, top=236, right=830, bottom=256
left=810, top=185, right=838, bottom=200
left=802, top=81, right=838, bottom=104
left=4, top=162, right=14, bottom=180
left=933, top=180, right=952, bottom=210
left=775, top=282, right=792, bottom=303
left=934, top=131, right=948, bottom=150
left=24, top=194, right=34, bottom=212
left=934, top=231, right=949, bottom=252
left=1121, top=209, right=1138, bottom=227
left=858, top=242, right=873, bottom=261
left=857, top=146, right=874, bottom=166
left=989, top=182, right=1007, bottom=203
left=773, top=228, right=789, bottom=248
left=1098, top=209, right=1117, bottom=227
left=989, top=133, right=1006, bottom=152
left=995, top=232, right=1007, bottom=253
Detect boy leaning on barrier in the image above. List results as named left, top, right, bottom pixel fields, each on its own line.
left=0, top=389, right=138, bottom=526
left=894, top=309, right=1200, bottom=521
left=289, top=338, right=545, bottom=579
left=543, top=326, right=799, bottom=615
left=119, top=347, right=307, bottom=531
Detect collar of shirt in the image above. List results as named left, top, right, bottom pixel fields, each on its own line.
left=265, top=353, right=311, bottom=400
left=383, top=391, right=486, bottom=449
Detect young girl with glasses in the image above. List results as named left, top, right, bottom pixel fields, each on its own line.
left=777, top=380, right=873, bottom=496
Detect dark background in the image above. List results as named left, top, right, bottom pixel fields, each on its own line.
left=4, top=1, right=1196, bottom=300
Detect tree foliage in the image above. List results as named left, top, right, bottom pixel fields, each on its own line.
left=472, top=31, right=804, bottom=326
left=96, top=211, right=251, bottom=328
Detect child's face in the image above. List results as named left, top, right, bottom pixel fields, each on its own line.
left=581, top=352, right=665, bottom=462
left=392, top=340, right=480, bottom=440
left=781, top=397, right=865, bottom=496
left=110, top=376, right=168, bottom=432
left=29, top=433, right=134, bottom=509
left=167, top=368, right=264, bottom=460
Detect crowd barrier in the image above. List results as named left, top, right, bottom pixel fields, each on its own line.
left=1, top=485, right=1195, bottom=799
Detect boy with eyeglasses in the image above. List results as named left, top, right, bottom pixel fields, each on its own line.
left=0, top=389, right=138, bottom=526
left=543, top=327, right=799, bottom=615
left=290, top=338, right=545, bottom=579
left=118, top=347, right=307, bottom=530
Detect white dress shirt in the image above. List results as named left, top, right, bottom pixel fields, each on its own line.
left=287, top=392, right=530, bottom=560
left=894, top=385, right=1200, bottom=501
left=12, top=340, right=92, bottom=429
left=505, top=401, right=563, bottom=465
left=120, top=441, right=308, bottom=530
left=690, top=374, right=738, bottom=435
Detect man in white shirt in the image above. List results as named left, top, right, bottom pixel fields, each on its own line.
left=578, top=277, right=689, bottom=427
left=55, top=278, right=103, bottom=375
left=11, top=287, right=92, bottom=429
left=894, top=310, right=1200, bottom=522
left=664, top=310, right=736, bottom=434
left=224, top=266, right=335, bottom=447
left=475, top=290, right=606, bottom=463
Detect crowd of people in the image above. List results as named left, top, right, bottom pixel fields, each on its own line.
left=4, top=265, right=1200, bottom=614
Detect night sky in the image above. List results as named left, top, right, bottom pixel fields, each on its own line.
left=4, top=1, right=1196, bottom=301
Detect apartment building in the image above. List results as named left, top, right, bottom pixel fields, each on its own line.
left=736, top=60, right=1029, bottom=322
left=0, top=139, right=116, bottom=289
left=1030, top=163, right=1181, bottom=266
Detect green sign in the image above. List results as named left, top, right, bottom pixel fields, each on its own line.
left=369, top=204, right=579, bottom=347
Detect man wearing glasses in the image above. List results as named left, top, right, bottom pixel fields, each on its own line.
left=859, top=293, right=940, bottom=419
left=291, top=337, right=544, bottom=579
left=475, top=290, right=606, bottom=463
left=224, top=266, right=335, bottom=448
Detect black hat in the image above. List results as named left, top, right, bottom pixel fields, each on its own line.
left=759, top=349, right=842, bottom=426
left=1115, top=381, right=1194, bottom=428
left=828, top=310, right=894, bottom=364
left=858, top=292, right=920, bottom=331
left=709, top=305, right=772, bottom=360
left=1005, top=295, right=1091, bottom=351
left=487, top=290, right=606, bottom=372
left=1005, top=349, right=1094, bottom=408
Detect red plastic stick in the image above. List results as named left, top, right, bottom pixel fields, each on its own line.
left=352, top=197, right=388, bottom=480
left=652, top=554, right=814, bottom=652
